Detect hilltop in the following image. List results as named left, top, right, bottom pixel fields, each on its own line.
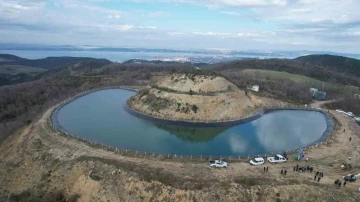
left=128, top=73, right=284, bottom=122
left=295, top=54, right=360, bottom=77
left=0, top=54, right=111, bottom=86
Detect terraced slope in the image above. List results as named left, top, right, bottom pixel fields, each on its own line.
left=129, top=73, right=285, bottom=122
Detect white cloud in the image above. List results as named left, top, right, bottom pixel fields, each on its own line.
left=0, top=0, right=360, bottom=52
left=221, top=11, right=241, bottom=16
left=126, top=0, right=291, bottom=8
left=108, top=14, right=121, bottom=19
left=166, top=30, right=269, bottom=40
left=147, top=11, right=170, bottom=17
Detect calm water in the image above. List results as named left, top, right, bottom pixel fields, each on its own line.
left=54, top=89, right=328, bottom=156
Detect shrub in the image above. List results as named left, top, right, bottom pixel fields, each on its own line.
left=191, top=105, right=198, bottom=113
left=189, top=89, right=193, bottom=95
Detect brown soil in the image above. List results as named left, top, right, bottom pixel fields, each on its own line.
left=0, top=105, right=360, bottom=201
left=129, top=74, right=288, bottom=122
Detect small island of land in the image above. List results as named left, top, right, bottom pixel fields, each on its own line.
left=128, top=73, right=286, bottom=122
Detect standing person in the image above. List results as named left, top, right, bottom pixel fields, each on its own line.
left=281, top=170, right=283, bottom=175
left=266, top=166, right=268, bottom=172
left=338, top=181, right=341, bottom=187
left=316, top=171, right=319, bottom=176
left=264, top=167, right=266, bottom=172
left=293, top=166, right=295, bottom=171
left=306, top=157, right=309, bottom=162
left=317, top=176, right=321, bottom=182
left=349, top=137, right=352, bottom=141
left=349, top=155, right=352, bottom=161
left=343, top=181, right=347, bottom=187
left=284, top=170, right=287, bottom=175
left=314, top=175, right=316, bottom=181
left=344, top=129, right=345, bottom=132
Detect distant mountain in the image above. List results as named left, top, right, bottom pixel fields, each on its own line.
left=0, top=54, right=111, bottom=69
left=295, top=54, right=360, bottom=77
left=0, top=54, right=27, bottom=62
left=0, top=54, right=112, bottom=86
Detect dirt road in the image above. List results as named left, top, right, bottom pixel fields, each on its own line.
left=310, top=99, right=337, bottom=108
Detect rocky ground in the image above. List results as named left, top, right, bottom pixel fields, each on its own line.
left=129, top=73, right=288, bottom=122
left=0, top=104, right=359, bottom=201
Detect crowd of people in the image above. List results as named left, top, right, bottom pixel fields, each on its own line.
left=293, top=164, right=314, bottom=173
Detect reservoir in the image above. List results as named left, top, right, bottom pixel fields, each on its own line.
left=52, top=89, right=332, bottom=157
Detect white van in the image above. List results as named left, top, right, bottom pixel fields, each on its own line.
left=250, top=157, right=265, bottom=165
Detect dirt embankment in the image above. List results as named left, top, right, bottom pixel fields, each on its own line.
left=0, top=102, right=360, bottom=201
left=129, top=73, right=287, bottom=122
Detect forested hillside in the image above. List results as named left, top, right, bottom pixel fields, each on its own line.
left=212, top=58, right=360, bottom=87
left=296, top=54, right=360, bottom=77
left=0, top=54, right=111, bottom=69
left=0, top=55, right=112, bottom=86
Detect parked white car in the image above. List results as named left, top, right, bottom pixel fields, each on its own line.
left=347, top=112, right=354, bottom=117
left=250, top=157, right=265, bottom=165
left=209, top=160, right=228, bottom=168
left=267, top=154, right=287, bottom=163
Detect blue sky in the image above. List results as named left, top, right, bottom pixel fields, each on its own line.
left=0, top=0, right=360, bottom=53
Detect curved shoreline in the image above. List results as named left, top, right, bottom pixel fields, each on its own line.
left=50, top=87, right=335, bottom=157
left=125, top=103, right=334, bottom=148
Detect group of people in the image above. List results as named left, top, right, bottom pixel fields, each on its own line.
left=293, top=164, right=314, bottom=173
left=334, top=179, right=346, bottom=187
left=281, top=169, right=287, bottom=175
left=314, top=171, right=324, bottom=182
left=263, top=166, right=269, bottom=172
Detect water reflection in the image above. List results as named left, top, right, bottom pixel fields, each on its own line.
left=155, top=123, right=229, bottom=142
left=228, top=133, right=248, bottom=153
left=55, top=89, right=329, bottom=156
left=252, top=111, right=327, bottom=152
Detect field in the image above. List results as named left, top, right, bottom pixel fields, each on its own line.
left=242, top=69, right=360, bottom=96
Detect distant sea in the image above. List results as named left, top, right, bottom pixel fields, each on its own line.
left=1, top=49, right=359, bottom=63
left=0, top=49, right=293, bottom=63
left=0, top=50, right=193, bottom=62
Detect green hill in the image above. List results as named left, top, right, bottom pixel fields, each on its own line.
left=212, top=57, right=360, bottom=88
left=242, top=69, right=360, bottom=96
left=295, top=54, right=360, bottom=77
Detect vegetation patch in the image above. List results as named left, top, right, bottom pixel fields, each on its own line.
left=32, top=139, right=43, bottom=150
left=142, top=94, right=173, bottom=112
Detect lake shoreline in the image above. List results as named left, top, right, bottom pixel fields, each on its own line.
left=125, top=102, right=334, bottom=149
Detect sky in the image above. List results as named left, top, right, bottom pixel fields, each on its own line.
left=0, top=0, right=360, bottom=53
